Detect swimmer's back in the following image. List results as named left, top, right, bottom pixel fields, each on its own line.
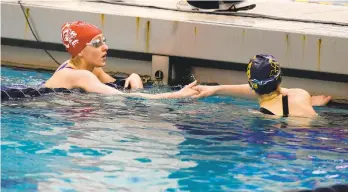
left=282, top=88, right=317, bottom=117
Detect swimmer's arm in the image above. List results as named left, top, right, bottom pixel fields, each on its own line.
left=127, top=92, right=182, bottom=99
left=73, top=71, right=197, bottom=99
left=72, top=70, right=122, bottom=95
left=215, top=84, right=256, bottom=98
left=93, top=67, right=116, bottom=83
left=93, top=68, right=144, bottom=90
left=193, top=84, right=256, bottom=99
left=127, top=81, right=198, bottom=99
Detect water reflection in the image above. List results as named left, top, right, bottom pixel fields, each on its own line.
left=4, top=94, right=196, bottom=191
left=1, top=85, right=347, bottom=191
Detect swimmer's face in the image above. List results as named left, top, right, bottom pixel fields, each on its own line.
left=80, top=34, right=108, bottom=67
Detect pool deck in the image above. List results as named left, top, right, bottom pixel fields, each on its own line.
left=1, top=0, right=348, bottom=98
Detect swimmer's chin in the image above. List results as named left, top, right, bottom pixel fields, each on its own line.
left=97, top=61, right=107, bottom=67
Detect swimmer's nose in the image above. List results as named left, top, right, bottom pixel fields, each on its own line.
left=103, top=44, right=108, bottom=51
left=101, top=42, right=108, bottom=51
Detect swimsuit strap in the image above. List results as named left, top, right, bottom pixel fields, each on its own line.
left=282, top=95, right=289, bottom=117
left=57, top=62, right=74, bottom=71
left=260, top=95, right=289, bottom=117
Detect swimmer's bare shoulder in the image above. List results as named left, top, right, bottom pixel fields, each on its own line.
left=45, top=68, right=89, bottom=89
left=281, top=88, right=311, bottom=100
left=68, top=70, right=100, bottom=89
left=290, top=89, right=312, bottom=104
left=284, top=88, right=317, bottom=117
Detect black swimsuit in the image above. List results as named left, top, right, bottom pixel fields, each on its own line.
left=260, top=95, right=289, bottom=117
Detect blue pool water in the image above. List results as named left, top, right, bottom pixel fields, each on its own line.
left=1, top=66, right=348, bottom=192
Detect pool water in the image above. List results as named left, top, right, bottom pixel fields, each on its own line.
left=1, top=66, right=347, bottom=192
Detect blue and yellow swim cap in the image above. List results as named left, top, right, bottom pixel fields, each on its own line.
left=246, top=54, right=282, bottom=95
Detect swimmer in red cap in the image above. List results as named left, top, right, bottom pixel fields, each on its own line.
left=45, top=21, right=143, bottom=91
left=45, top=21, right=198, bottom=99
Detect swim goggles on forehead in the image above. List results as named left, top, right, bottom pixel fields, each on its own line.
left=86, top=37, right=106, bottom=48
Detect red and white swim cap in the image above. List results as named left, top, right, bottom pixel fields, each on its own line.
left=61, top=21, right=102, bottom=57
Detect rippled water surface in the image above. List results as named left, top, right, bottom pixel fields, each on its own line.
left=1, top=66, right=348, bottom=192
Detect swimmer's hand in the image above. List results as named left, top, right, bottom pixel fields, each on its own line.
left=191, top=85, right=217, bottom=99
left=124, top=73, right=144, bottom=90
left=311, top=95, right=332, bottom=106
left=176, top=80, right=199, bottom=98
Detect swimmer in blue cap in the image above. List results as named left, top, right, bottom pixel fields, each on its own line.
left=192, top=54, right=331, bottom=117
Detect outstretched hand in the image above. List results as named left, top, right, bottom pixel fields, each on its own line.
left=191, top=85, right=217, bottom=99
left=311, top=95, right=332, bottom=106
left=177, top=80, right=200, bottom=98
